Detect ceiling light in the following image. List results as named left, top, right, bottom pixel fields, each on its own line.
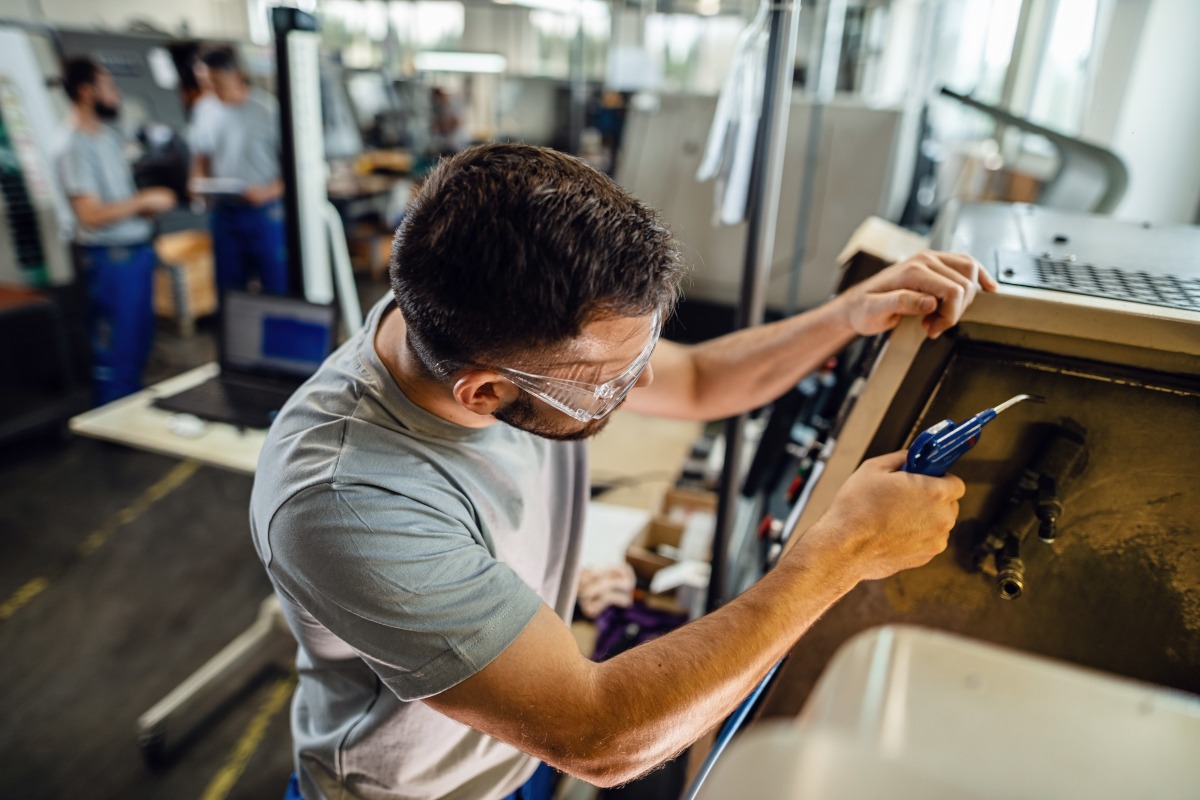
left=492, top=0, right=609, bottom=19
left=414, top=51, right=508, bottom=74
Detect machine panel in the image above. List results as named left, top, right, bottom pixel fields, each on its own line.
left=755, top=203, right=1200, bottom=721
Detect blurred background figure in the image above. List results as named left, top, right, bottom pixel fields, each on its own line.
left=190, top=47, right=287, bottom=296
left=54, top=56, right=176, bottom=405
left=185, top=55, right=223, bottom=192
left=430, top=86, right=468, bottom=156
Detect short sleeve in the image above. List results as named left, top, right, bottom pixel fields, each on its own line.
left=187, top=118, right=213, bottom=155
left=187, top=98, right=223, bottom=156
left=57, top=141, right=100, bottom=198
left=265, top=482, right=543, bottom=701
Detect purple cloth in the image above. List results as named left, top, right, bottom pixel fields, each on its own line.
left=592, top=602, right=688, bottom=662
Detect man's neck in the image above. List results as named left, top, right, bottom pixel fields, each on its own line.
left=72, top=106, right=103, bottom=135
left=227, top=84, right=251, bottom=106
left=374, top=304, right=498, bottom=430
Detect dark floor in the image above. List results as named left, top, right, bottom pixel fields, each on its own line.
left=0, top=326, right=297, bottom=800
left=0, top=273, right=399, bottom=799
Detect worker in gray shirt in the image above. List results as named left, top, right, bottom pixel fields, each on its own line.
left=252, top=143, right=996, bottom=800
left=186, top=56, right=224, bottom=168
left=190, top=47, right=287, bottom=295
left=55, top=56, right=176, bottom=404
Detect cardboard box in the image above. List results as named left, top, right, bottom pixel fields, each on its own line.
left=346, top=222, right=394, bottom=280
left=626, top=517, right=685, bottom=584
left=619, top=488, right=718, bottom=616
left=154, top=230, right=217, bottom=335
left=626, top=488, right=718, bottom=596
left=660, top=486, right=718, bottom=518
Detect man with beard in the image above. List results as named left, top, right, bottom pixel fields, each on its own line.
left=252, top=143, right=995, bottom=800
left=55, top=57, right=176, bottom=404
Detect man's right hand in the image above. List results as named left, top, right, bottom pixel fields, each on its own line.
left=800, top=450, right=965, bottom=583
left=136, top=187, right=177, bottom=216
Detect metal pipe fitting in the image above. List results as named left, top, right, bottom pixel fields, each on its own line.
left=995, top=536, right=1025, bottom=600
left=1037, top=498, right=1064, bottom=542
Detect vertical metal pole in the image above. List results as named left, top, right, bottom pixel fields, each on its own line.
left=787, top=0, right=846, bottom=315
left=996, top=0, right=1039, bottom=155
left=707, top=0, right=803, bottom=613
left=273, top=7, right=307, bottom=298
left=568, top=2, right=588, bottom=154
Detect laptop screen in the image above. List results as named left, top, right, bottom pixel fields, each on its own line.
left=222, top=292, right=338, bottom=379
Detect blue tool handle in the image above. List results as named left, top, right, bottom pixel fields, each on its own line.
left=904, top=409, right=997, bottom=476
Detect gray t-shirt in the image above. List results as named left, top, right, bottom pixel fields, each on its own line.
left=194, top=88, right=281, bottom=188
left=54, top=124, right=153, bottom=247
left=186, top=93, right=224, bottom=156
left=250, top=297, right=588, bottom=800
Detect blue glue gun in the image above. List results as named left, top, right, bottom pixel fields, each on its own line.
left=904, top=394, right=1045, bottom=477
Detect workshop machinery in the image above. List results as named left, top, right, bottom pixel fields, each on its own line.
left=687, top=201, right=1200, bottom=796
left=751, top=201, right=1200, bottom=716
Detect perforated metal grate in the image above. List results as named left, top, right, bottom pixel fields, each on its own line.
left=995, top=250, right=1200, bottom=312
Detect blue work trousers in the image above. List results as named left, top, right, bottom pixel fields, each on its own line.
left=78, top=242, right=156, bottom=406
left=503, top=763, right=557, bottom=800
left=211, top=200, right=289, bottom=295
left=284, top=763, right=556, bottom=800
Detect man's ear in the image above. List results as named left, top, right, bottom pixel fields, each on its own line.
left=451, top=370, right=521, bottom=417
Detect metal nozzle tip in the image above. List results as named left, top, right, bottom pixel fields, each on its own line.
left=994, top=393, right=1047, bottom=415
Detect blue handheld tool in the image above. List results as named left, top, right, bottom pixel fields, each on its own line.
left=905, top=394, right=1045, bottom=476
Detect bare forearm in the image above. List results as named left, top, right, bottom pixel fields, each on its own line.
left=74, top=195, right=145, bottom=229
left=584, top=541, right=856, bottom=783
left=190, top=154, right=210, bottom=181
left=249, top=178, right=284, bottom=203
left=686, top=300, right=855, bottom=419
left=428, top=540, right=855, bottom=787
left=632, top=251, right=995, bottom=423
left=580, top=446, right=960, bottom=782
left=426, top=453, right=961, bottom=787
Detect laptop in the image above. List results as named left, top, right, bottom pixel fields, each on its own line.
left=154, top=291, right=339, bottom=428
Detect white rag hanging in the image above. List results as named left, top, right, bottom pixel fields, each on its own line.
left=695, top=0, right=771, bottom=226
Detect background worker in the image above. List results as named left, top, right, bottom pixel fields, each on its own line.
left=185, top=55, right=223, bottom=178
left=431, top=86, right=468, bottom=155
left=190, top=47, right=287, bottom=295
left=252, top=144, right=995, bottom=800
left=55, top=56, right=176, bottom=405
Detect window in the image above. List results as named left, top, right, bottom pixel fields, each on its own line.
left=643, top=13, right=744, bottom=94
left=528, top=3, right=610, bottom=79
left=312, top=0, right=466, bottom=71
left=1027, top=0, right=1099, bottom=134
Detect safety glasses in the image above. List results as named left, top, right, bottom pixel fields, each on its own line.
left=497, top=309, right=663, bottom=422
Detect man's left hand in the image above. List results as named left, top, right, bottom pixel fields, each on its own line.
left=836, top=250, right=999, bottom=339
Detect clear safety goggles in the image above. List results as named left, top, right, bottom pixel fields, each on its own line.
left=497, top=309, right=663, bottom=422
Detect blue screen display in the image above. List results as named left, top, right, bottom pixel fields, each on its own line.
left=261, top=316, right=330, bottom=366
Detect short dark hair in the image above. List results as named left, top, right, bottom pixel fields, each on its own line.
left=62, top=56, right=100, bottom=103
left=200, top=47, right=240, bottom=73
left=389, top=143, right=687, bottom=378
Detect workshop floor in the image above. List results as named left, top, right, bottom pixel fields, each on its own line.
left=0, top=335, right=292, bottom=800
left=0, top=279, right=704, bottom=800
